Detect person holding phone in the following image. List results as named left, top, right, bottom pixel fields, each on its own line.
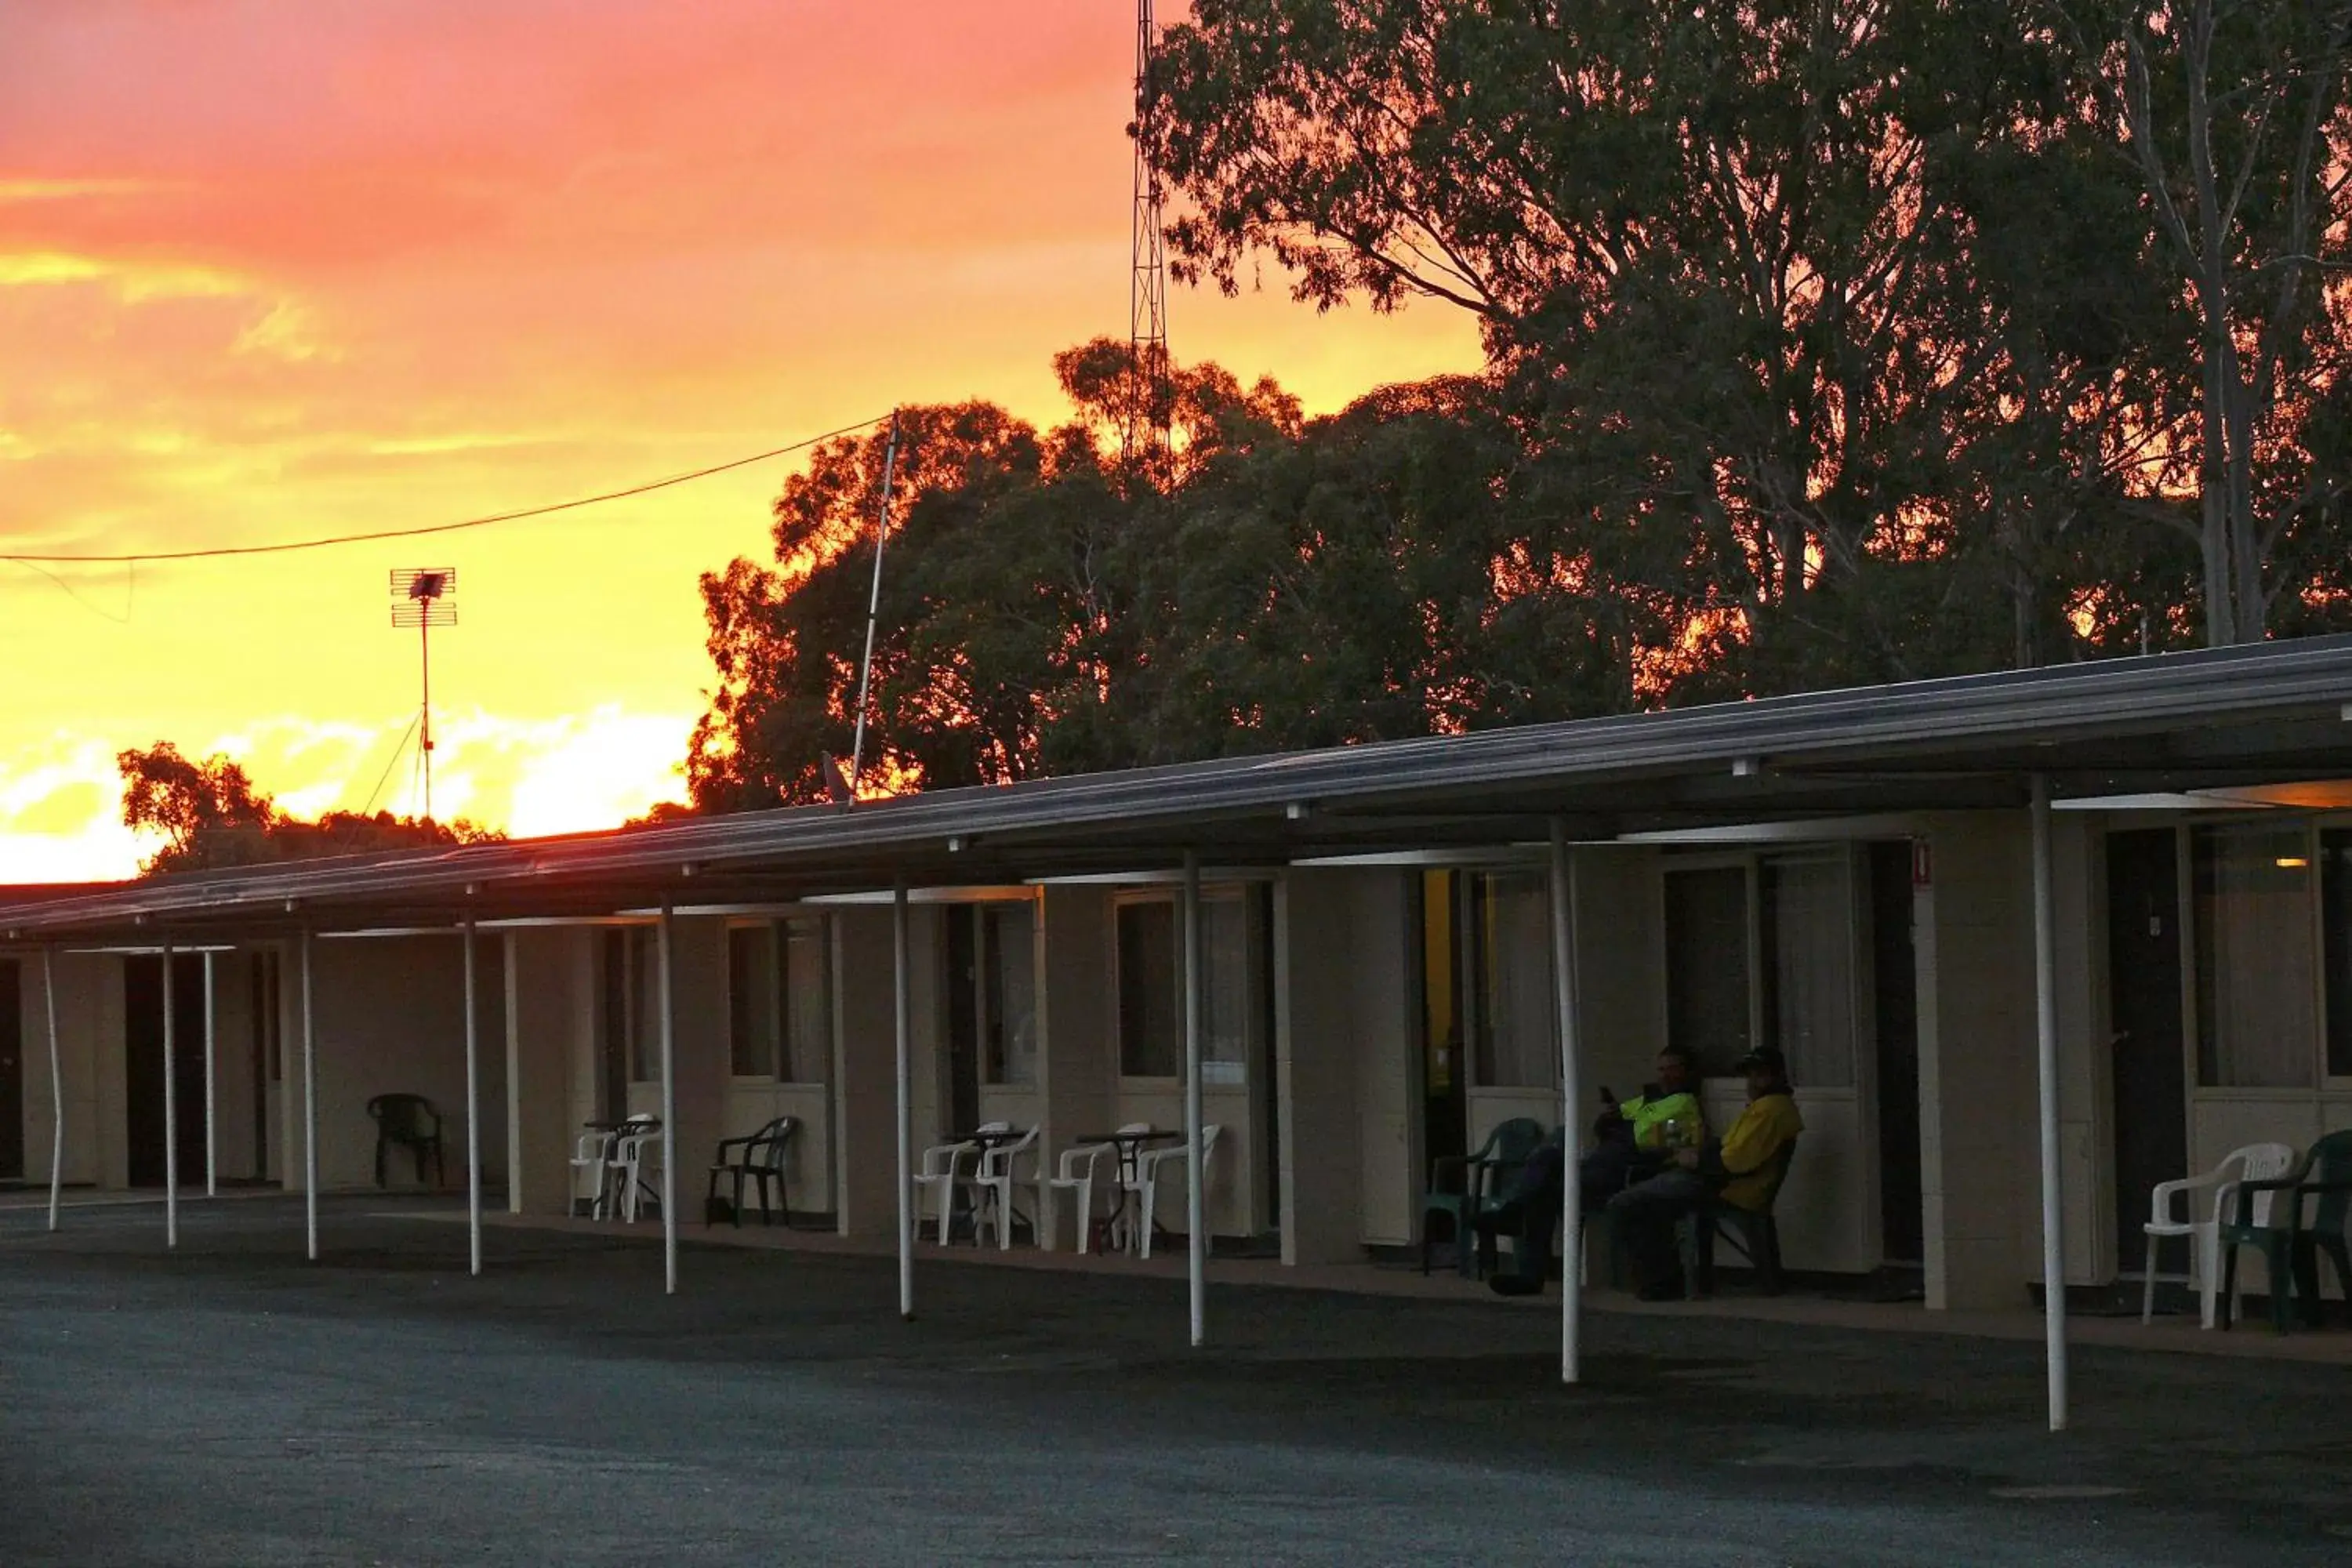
left=1478, top=1045, right=1704, bottom=1295
left=1606, top=1046, right=1802, bottom=1300
left=1584, top=1045, right=1704, bottom=1205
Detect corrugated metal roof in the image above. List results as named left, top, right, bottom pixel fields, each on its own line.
left=9, top=636, right=2352, bottom=940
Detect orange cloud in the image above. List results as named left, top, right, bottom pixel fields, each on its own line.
left=0, top=2, right=1481, bottom=881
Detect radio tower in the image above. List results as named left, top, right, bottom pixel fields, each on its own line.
left=1124, top=0, right=1171, bottom=473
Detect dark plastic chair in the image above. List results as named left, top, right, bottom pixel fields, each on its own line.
left=707, top=1116, right=799, bottom=1227
left=2220, top=1128, right=2352, bottom=1334
left=1679, top=1134, right=1799, bottom=1298
left=1421, top=1117, right=1546, bottom=1278
left=366, top=1094, right=445, bottom=1189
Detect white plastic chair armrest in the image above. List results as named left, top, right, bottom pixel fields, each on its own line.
left=917, top=1141, right=977, bottom=1179
left=2149, top=1173, right=2216, bottom=1228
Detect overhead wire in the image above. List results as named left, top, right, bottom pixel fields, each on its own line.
left=0, top=414, right=891, bottom=565
left=3, top=557, right=135, bottom=622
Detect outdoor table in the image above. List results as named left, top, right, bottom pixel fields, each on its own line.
left=581, top=1118, right=661, bottom=1221
left=942, top=1127, right=1033, bottom=1242
left=1072, top=1128, right=1182, bottom=1255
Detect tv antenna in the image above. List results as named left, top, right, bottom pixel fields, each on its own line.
left=847, top=413, right=903, bottom=798
left=390, top=568, right=456, bottom=822
left=1124, top=0, right=1171, bottom=470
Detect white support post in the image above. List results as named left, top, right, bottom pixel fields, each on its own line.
left=301, top=927, right=318, bottom=1261
left=503, top=930, right=524, bottom=1216
left=1548, top=821, right=1583, bottom=1385
left=894, top=879, right=915, bottom=1321
left=162, top=943, right=178, bottom=1250
left=658, top=905, right=679, bottom=1296
left=463, top=920, right=482, bottom=1277
left=43, top=946, right=63, bottom=1232
left=1181, top=850, right=1206, bottom=1348
left=202, top=950, right=217, bottom=1199
left=2030, top=775, right=2069, bottom=1432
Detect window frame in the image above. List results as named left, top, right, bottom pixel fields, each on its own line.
left=1109, top=884, right=1268, bottom=1087
left=1112, top=891, right=1182, bottom=1083
left=1465, top=867, right=1557, bottom=1090
left=1658, top=851, right=1760, bottom=1081
left=979, top=899, right=1040, bottom=1089
left=2180, top=815, right=2334, bottom=1093
left=724, top=914, right=833, bottom=1087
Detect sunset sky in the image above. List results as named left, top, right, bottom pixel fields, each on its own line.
left=0, top=2, right=1479, bottom=881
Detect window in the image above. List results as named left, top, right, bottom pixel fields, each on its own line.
left=779, top=916, right=829, bottom=1083
left=1665, top=866, right=1751, bottom=1076
left=1116, top=899, right=1179, bottom=1077
left=728, top=919, right=829, bottom=1082
left=250, top=949, right=282, bottom=1083
left=1472, top=872, right=1554, bottom=1088
left=2195, top=824, right=2317, bottom=1087
left=1202, top=892, right=1253, bottom=1086
left=728, top=925, right=781, bottom=1077
left=1115, top=890, right=1266, bottom=1081
left=1761, top=853, right=1856, bottom=1088
left=599, top=928, right=663, bottom=1084
left=630, top=929, right=660, bottom=1082
left=982, top=903, right=1037, bottom=1087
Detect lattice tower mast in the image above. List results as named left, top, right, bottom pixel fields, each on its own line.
left=1125, top=0, right=1171, bottom=469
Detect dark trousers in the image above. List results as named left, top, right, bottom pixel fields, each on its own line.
left=1580, top=1142, right=1665, bottom=1210
left=1605, top=1169, right=1714, bottom=1294
left=1479, top=1143, right=1674, bottom=1288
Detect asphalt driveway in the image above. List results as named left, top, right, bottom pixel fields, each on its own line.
left=1, top=1197, right=2343, bottom=1566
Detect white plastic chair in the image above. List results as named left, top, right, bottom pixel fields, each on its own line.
left=609, top=1114, right=663, bottom=1224
left=1046, top=1122, right=1151, bottom=1254
left=1137, top=1124, right=1222, bottom=1260
left=2143, top=1142, right=2296, bottom=1327
left=569, top=1127, right=618, bottom=1218
left=970, top=1126, right=1042, bottom=1250
left=912, top=1120, right=1006, bottom=1244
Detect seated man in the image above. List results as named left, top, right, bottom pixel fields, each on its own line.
left=1473, top=1050, right=1715, bottom=1297
left=1581, top=1046, right=1704, bottom=1210
left=1605, top=1046, right=1801, bottom=1300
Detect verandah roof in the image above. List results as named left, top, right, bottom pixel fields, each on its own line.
left=7, top=634, right=2352, bottom=941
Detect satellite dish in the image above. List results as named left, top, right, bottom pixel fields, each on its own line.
left=820, top=754, right=855, bottom=806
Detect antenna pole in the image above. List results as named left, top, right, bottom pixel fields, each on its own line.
left=848, top=412, right=902, bottom=795
left=419, top=616, right=434, bottom=823
left=390, top=568, right=454, bottom=822
left=1124, top=0, right=1171, bottom=472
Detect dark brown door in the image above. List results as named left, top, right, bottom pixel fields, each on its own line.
left=0, top=960, right=24, bottom=1181
left=124, top=956, right=209, bottom=1188
left=2108, top=829, right=2189, bottom=1275
left=1868, top=843, right=1923, bottom=1265
left=945, top=908, right=979, bottom=1135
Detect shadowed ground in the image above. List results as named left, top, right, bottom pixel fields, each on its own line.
left=1, top=1196, right=2343, bottom=1566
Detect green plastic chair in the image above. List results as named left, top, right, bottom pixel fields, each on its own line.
left=366, top=1093, right=444, bottom=1189
left=2220, top=1128, right=2352, bottom=1334
left=1679, top=1134, right=1799, bottom=1298
left=1421, top=1118, right=1546, bottom=1278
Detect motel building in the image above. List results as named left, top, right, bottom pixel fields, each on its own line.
left=8, top=637, right=2352, bottom=1427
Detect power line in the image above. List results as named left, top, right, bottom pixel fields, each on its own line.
left=0, top=415, right=891, bottom=565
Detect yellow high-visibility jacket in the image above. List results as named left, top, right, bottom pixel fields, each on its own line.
left=1618, top=1091, right=1703, bottom=1149
left=1714, top=1092, right=1802, bottom=1211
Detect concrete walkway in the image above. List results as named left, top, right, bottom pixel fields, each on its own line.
left=460, top=1203, right=2352, bottom=1367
